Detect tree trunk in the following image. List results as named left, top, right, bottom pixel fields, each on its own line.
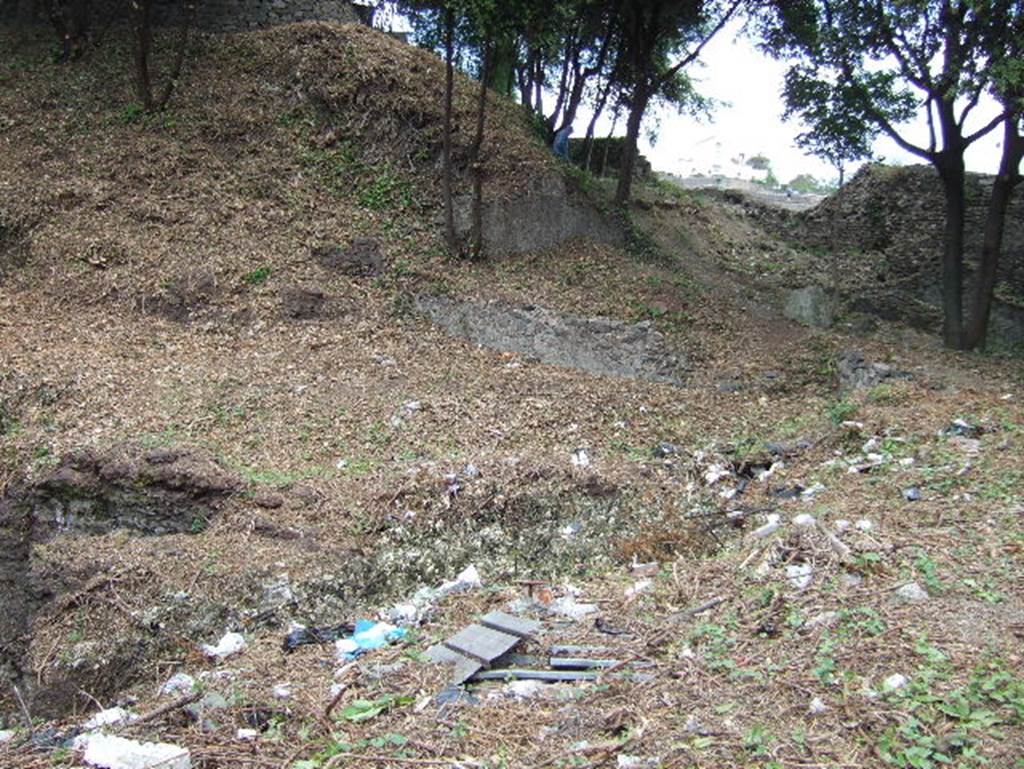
left=469, top=42, right=491, bottom=258
left=935, top=152, right=967, bottom=349
left=154, top=0, right=196, bottom=110
left=615, top=84, right=649, bottom=205
left=598, top=107, right=620, bottom=178
left=49, top=0, right=89, bottom=62
left=486, top=34, right=516, bottom=96
left=583, top=80, right=613, bottom=172
left=964, top=118, right=1023, bottom=350
left=441, top=7, right=457, bottom=254
left=131, top=0, right=154, bottom=111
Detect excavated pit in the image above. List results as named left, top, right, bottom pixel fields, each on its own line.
left=0, top=445, right=241, bottom=716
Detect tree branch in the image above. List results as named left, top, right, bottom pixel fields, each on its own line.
left=659, top=0, right=743, bottom=85
left=964, top=109, right=1010, bottom=147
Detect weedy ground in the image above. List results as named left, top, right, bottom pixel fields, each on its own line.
left=1, top=20, right=1023, bottom=769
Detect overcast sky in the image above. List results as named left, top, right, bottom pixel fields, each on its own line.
left=608, top=19, right=1007, bottom=184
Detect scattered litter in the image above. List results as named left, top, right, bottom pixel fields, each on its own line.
left=73, top=733, right=191, bottom=769
left=903, top=487, right=922, bottom=501
left=617, top=756, right=658, bottom=769
left=855, top=519, right=874, bottom=532
left=895, top=582, right=929, bottom=603
left=786, top=563, right=814, bottom=591
left=83, top=707, right=136, bottom=731
left=653, top=442, right=679, bottom=458
left=571, top=448, right=591, bottom=468
left=808, top=696, right=828, bottom=714
left=160, top=673, right=196, bottom=696
left=683, top=715, right=707, bottom=735
left=550, top=594, right=599, bottom=620
left=0, top=730, right=15, bottom=743
left=801, top=482, right=827, bottom=500
left=883, top=673, right=909, bottom=691
left=792, top=513, right=816, bottom=527
left=771, top=485, right=804, bottom=500
left=805, top=611, right=839, bottom=629
left=704, top=464, right=730, bottom=485
left=498, top=680, right=546, bottom=701
left=629, top=560, right=659, bottom=577
left=439, top=564, right=483, bottom=594
left=235, top=729, right=258, bottom=741
left=559, top=522, right=581, bottom=540
left=834, top=519, right=852, bottom=532
left=950, top=436, right=982, bottom=455
left=625, top=579, right=652, bottom=598
left=752, top=513, right=782, bottom=538
left=202, top=632, right=246, bottom=660
left=335, top=620, right=407, bottom=661
left=840, top=572, right=863, bottom=587
left=335, top=459, right=348, bottom=470
left=272, top=683, right=292, bottom=699
left=463, top=463, right=480, bottom=479
left=939, top=419, right=983, bottom=439
left=283, top=622, right=356, bottom=653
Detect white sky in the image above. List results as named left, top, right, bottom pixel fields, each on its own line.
left=607, top=19, right=1006, bottom=183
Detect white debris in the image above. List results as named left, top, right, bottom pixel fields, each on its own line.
left=272, top=683, right=292, bottom=699
left=792, top=513, right=816, bottom=528
left=235, top=729, right=258, bottom=741
left=463, top=463, right=480, bottom=479
left=501, top=680, right=545, bottom=701
left=808, top=696, right=828, bottom=714
left=74, top=733, right=191, bottom=769
left=855, top=518, right=874, bottom=532
left=895, top=582, right=929, bottom=603
left=550, top=595, right=598, bottom=620
left=786, top=563, right=814, bottom=591
left=704, top=464, right=730, bottom=485
left=801, top=482, right=826, bottom=500
left=0, top=730, right=15, bottom=743
left=403, top=401, right=421, bottom=413
left=883, top=673, right=909, bottom=692
left=334, top=638, right=359, bottom=660
left=328, top=682, right=346, bottom=699
left=335, top=458, right=348, bottom=470
left=719, top=487, right=738, bottom=500
left=617, top=756, right=658, bottom=769
left=899, top=457, right=916, bottom=467
left=571, top=448, right=591, bottom=468
left=202, top=632, right=246, bottom=660
left=160, top=673, right=196, bottom=696
left=625, top=579, right=652, bottom=598
left=840, top=572, right=864, bottom=587
left=439, top=564, right=482, bottom=594
left=805, top=611, right=839, bottom=629
left=752, top=513, right=782, bottom=538
left=834, top=519, right=852, bottom=533
left=83, top=707, right=136, bottom=731
left=387, top=602, right=420, bottom=624
left=754, top=462, right=783, bottom=481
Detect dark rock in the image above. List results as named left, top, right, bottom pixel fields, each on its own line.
left=836, top=350, right=911, bottom=392
left=314, top=238, right=383, bottom=276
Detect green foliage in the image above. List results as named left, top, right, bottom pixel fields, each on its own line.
left=339, top=694, right=416, bottom=722
left=243, top=266, right=272, bottom=286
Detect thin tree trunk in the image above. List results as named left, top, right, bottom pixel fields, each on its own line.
left=599, top=107, right=620, bottom=178
left=441, top=7, right=456, bottom=254
left=131, top=0, right=154, bottom=111
left=154, top=0, right=196, bottom=110
left=936, top=153, right=967, bottom=349
left=583, top=80, right=612, bottom=171
left=615, top=84, right=649, bottom=205
left=469, top=42, right=491, bottom=257
left=964, top=118, right=1023, bottom=350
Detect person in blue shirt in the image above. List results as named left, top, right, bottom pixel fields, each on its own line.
left=553, top=124, right=572, bottom=159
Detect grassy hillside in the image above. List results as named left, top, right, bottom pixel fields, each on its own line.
left=2, top=21, right=1024, bottom=769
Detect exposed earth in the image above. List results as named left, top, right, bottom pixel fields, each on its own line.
left=1, top=20, right=1023, bottom=769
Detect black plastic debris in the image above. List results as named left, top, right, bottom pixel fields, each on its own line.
left=282, top=623, right=355, bottom=653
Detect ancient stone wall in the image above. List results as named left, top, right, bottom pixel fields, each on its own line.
left=797, top=164, right=1024, bottom=296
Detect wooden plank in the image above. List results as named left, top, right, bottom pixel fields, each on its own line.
left=549, top=657, right=620, bottom=670
left=443, top=624, right=521, bottom=664
left=479, top=611, right=541, bottom=638
left=471, top=668, right=601, bottom=682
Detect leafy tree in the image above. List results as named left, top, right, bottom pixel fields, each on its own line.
left=612, top=0, right=743, bottom=204
left=764, top=0, right=1024, bottom=349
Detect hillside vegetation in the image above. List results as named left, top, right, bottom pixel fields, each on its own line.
left=2, top=21, right=1024, bottom=769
